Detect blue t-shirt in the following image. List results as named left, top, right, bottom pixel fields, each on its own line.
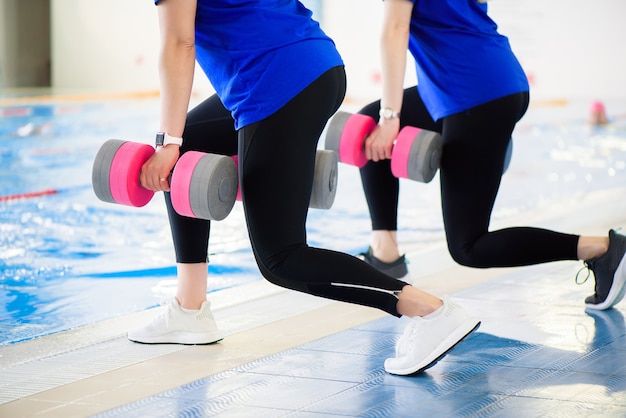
left=154, top=0, right=343, bottom=129
left=406, top=0, right=529, bottom=120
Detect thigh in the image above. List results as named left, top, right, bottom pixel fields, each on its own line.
left=182, top=94, right=239, bottom=156
left=165, top=95, right=238, bottom=263
left=238, top=67, right=346, bottom=264
left=440, top=93, right=528, bottom=245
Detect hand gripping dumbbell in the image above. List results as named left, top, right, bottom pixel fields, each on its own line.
left=229, top=149, right=339, bottom=210
left=92, top=139, right=238, bottom=221
left=325, top=111, right=512, bottom=182
left=325, top=111, right=443, bottom=183
left=92, top=140, right=339, bottom=220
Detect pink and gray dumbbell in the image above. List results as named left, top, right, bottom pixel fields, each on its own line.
left=324, top=111, right=443, bottom=183
left=325, top=111, right=512, bottom=182
left=92, top=140, right=338, bottom=221
left=92, top=139, right=237, bottom=221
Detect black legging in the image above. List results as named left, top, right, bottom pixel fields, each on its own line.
left=164, top=66, right=407, bottom=317
left=358, top=87, right=580, bottom=268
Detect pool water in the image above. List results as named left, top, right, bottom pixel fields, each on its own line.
left=1, top=98, right=625, bottom=345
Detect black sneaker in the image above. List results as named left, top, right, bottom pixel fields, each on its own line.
left=579, top=229, right=626, bottom=311
left=358, top=247, right=409, bottom=279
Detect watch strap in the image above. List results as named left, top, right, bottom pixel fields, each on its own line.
left=155, top=132, right=183, bottom=147
left=379, top=107, right=400, bottom=120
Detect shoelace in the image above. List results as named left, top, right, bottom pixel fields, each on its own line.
left=575, top=261, right=594, bottom=285
left=575, top=228, right=623, bottom=286
left=147, top=298, right=173, bottom=324
left=406, top=319, right=423, bottom=345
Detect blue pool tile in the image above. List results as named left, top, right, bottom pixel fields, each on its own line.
left=234, top=348, right=388, bottom=383
left=298, top=327, right=396, bottom=356
left=563, top=347, right=626, bottom=375
left=508, top=345, right=588, bottom=371
left=522, top=368, right=626, bottom=405
left=471, top=396, right=626, bottom=418
left=303, top=377, right=502, bottom=417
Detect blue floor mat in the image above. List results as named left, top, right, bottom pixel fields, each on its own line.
left=94, top=262, right=626, bottom=417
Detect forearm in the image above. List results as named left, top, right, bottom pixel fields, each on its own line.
left=156, top=0, right=197, bottom=138
left=158, top=41, right=195, bottom=137
left=140, top=0, right=196, bottom=192
left=380, top=0, right=411, bottom=115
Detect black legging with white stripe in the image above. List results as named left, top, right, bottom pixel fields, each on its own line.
left=358, top=87, right=580, bottom=268
left=165, top=66, right=407, bottom=317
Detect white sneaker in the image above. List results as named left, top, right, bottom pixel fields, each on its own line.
left=394, top=322, right=413, bottom=358
left=127, top=297, right=223, bottom=345
left=385, top=297, right=480, bottom=375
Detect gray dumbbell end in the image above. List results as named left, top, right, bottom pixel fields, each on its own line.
left=92, top=139, right=125, bottom=203
left=188, top=154, right=238, bottom=221
left=407, top=130, right=443, bottom=183
left=324, top=111, right=352, bottom=153
left=310, top=150, right=338, bottom=210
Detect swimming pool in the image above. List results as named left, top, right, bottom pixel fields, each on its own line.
left=1, top=97, right=625, bottom=345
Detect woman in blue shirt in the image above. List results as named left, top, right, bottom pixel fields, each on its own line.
left=356, top=0, right=626, bottom=314
left=127, top=0, right=480, bottom=376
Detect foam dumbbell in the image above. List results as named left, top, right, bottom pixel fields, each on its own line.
left=390, top=126, right=442, bottom=183
left=325, top=111, right=442, bottom=183
left=230, top=149, right=339, bottom=210
left=92, top=139, right=238, bottom=221
left=170, top=151, right=238, bottom=220
left=92, top=139, right=155, bottom=207
left=325, top=111, right=513, bottom=180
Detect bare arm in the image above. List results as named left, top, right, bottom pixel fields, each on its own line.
left=141, top=0, right=197, bottom=191
left=365, top=0, right=412, bottom=162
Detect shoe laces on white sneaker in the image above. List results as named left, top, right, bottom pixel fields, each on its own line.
left=384, top=297, right=480, bottom=376
left=394, top=322, right=413, bottom=357
left=127, top=297, right=222, bottom=345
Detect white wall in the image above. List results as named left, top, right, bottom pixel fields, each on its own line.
left=50, top=0, right=160, bottom=92
left=48, top=0, right=626, bottom=103
left=320, top=0, right=387, bottom=104
left=487, top=0, right=626, bottom=101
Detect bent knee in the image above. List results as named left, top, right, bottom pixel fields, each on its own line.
left=447, top=244, right=487, bottom=268
left=255, top=257, right=308, bottom=293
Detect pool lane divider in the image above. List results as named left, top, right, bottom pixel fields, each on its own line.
left=81, top=264, right=252, bottom=278
left=0, top=185, right=91, bottom=202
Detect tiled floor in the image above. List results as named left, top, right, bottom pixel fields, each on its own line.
left=1, top=188, right=626, bottom=417
left=90, top=262, right=626, bottom=418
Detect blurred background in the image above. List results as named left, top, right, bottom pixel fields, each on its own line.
left=1, top=0, right=625, bottom=104
left=1, top=1, right=625, bottom=345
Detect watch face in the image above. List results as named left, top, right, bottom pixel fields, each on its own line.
left=380, top=108, right=397, bottom=119
left=155, top=132, right=165, bottom=146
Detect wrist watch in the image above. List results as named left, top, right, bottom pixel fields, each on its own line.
left=379, top=107, right=400, bottom=120
left=155, top=132, right=183, bottom=147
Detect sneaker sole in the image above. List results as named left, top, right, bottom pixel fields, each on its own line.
left=385, top=319, right=481, bottom=376
left=128, top=332, right=223, bottom=345
left=586, top=252, right=626, bottom=311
